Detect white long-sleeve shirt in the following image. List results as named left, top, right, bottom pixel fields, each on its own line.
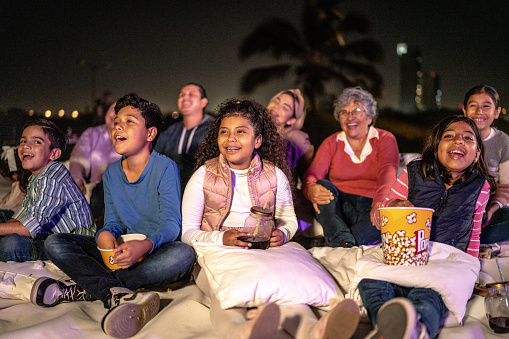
left=182, top=165, right=298, bottom=245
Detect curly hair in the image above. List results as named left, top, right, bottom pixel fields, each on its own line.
left=195, top=98, right=293, bottom=187
left=420, top=115, right=496, bottom=192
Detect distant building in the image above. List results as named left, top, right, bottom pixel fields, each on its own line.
left=398, top=43, right=441, bottom=113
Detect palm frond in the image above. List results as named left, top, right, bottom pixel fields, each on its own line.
left=240, top=65, right=292, bottom=93
left=342, top=38, right=384, bottom=63
left=239, top=19, right=305, bottom=60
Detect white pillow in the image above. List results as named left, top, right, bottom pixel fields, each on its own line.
left=192, top=242, right=338, bottom=309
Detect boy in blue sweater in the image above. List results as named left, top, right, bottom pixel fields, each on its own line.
left=35, top=94, right=195, bottom=338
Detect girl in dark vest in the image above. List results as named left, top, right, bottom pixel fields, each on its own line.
left=361, top=115, right=496, bottom=339
left=182, top=99, right=359, bottom=339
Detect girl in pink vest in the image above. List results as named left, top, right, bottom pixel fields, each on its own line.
left=182, top=99, right=360, bottom=339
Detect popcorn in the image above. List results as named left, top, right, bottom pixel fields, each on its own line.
left=382, top=229, right=429, bottom=266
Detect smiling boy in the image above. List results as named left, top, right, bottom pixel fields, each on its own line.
left=0, top=119, right=95, bottom=262
left=40, top=94, right=195, bottom=338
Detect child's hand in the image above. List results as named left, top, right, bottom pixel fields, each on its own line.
left=483, top=203, right=500, bottom=227
left=223, top=229, right=251, bottom=248
left=269, top=229, right=284, bottom=247
left=97, top=231, right=118, bottom=250
left=114, top=239, right=153, bottom=269
left=388, top=199, right=414, bottom=208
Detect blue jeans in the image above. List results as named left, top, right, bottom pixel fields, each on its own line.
left=0, top=233, right=47, bottom=262
left=358, top=278, right=447, bottom=338
left=44, top=233, right=195, bottom=305
left=480, top=206, right=509, bottom=244
left=314, top=179, right=381, bottom=246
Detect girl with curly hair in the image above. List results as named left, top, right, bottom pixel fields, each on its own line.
left=182, top=99, right=358, bottom=339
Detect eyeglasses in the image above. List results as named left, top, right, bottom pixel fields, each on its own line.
left=338, top=108, right=365, bottom=118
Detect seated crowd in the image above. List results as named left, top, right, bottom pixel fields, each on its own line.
left=0, top=84, right=507, bottom=339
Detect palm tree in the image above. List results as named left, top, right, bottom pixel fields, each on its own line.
left=239, top=0, right=384, bottom=115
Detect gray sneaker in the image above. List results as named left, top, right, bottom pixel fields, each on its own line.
left=365, top=298, right=429, bottom=339
left=30, top=277, right=93, bottom=307
left=101, top=287, right=160, bottom=338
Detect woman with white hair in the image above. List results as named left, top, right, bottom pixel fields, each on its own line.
left=303, top=87, right=399, bottom=247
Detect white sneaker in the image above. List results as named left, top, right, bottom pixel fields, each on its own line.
left=101, top=287, right=160, bottom=338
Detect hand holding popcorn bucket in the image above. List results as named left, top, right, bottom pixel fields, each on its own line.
left=378, top=207, right=434, bottom=266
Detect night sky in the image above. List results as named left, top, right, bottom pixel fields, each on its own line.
left=1, top=0, right=508, bottom=115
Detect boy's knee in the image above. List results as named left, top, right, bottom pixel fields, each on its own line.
left=44, top=233, right=68, bottom=258
left=0, top=234, right=30, bottom=262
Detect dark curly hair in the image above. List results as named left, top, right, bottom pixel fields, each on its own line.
left=0, top=146, right=30, bottom=193
left=195, top=98, right=293, bottom=189
left=420, top=115, right=496, bottom=192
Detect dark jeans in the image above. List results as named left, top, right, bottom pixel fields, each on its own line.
left=0, top=233, right=47, bottom=262
left=481, top=206, right=509, bottom=244
left=314, top=179, right=381, bottom=246
left=44, top=233, right=196, bottom=305
left=358, top=278, right=448, bottom=338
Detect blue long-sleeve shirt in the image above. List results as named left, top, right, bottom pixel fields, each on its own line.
left=98, top=151, right=181, bottom=252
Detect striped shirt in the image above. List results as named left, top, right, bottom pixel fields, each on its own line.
left=375, top=167, right=490, bottom=257
left=13, top=161, right=96, bottom=238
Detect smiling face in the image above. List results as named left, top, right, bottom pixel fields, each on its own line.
left=177, top=84, right=208, bottom=117
left=462, top=92, right=501, bottom=140
left=217, top=116, right=262, bottom=170
left=18, top=126, right=61, bottom=175
left=111, top=106, right=156, bottom=158
left=338, top=99, right=372, bottom=141
left=437, top=121, right=480, bottom=181
left=267, top=93, right=295, bottom=128
left=105, top=102, right=117, bottom=135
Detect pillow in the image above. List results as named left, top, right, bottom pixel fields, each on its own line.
left=192, top=242, right=338, bottom=309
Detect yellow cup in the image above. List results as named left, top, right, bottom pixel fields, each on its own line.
left=379, top=207, right=434, bottom=266
left=98, top=234, right=147, bottom=270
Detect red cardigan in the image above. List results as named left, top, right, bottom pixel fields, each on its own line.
left=303, top=128, right=399, bottom=206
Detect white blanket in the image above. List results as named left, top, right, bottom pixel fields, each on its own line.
left=310, top=242, right=480, bottom=323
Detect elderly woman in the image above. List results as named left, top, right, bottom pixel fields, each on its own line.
left=268, top=89, right=314, bottom=179
left=302, top=87, right=399, bottom=247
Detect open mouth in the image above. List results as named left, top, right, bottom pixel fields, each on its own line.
left=448, top=149, right=465, bottom=158
left=21, top=152, right=34, bottom=161
left=114, top=135, right=126, bottom=141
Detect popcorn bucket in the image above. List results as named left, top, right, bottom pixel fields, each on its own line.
left=378, top=207, right=434, bottom=266
left=98, top=234, right=147, bottom=270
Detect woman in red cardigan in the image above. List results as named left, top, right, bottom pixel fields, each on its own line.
left=303, top=87, right=399, bottom=247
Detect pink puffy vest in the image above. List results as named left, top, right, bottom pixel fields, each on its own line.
left=201, top=153, right=277, bottom=231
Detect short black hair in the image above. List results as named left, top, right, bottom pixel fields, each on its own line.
left=183, top=82, right=207, bottom=99
left=22, top=118, right=67, bottom=151
left=115, top=94, right=163, bottom=132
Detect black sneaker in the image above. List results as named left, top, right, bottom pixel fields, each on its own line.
left=101, top=287, right=160, bottom=338
left=30, top=277, right=93, bottom=307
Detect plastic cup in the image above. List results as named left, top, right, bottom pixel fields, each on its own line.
left=98, top=234, right=147, bottom=270
left=378, top=207, right=434, bottom=266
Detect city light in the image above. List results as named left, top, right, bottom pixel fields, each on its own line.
left=71, top=110, right=79, bottom=118
left=45, top=110, right=51, bottom=118
left=58, top=109, right=65, bottom=117
left=28, top=109, right=34, bottom=116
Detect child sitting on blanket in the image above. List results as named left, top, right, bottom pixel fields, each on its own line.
left=0, top=119, right=95, bottom=262
left=0, top=146, right=30, bottom=222
left=361, top=115, right=496, bottom=339
left=182, top=98, right=359, bottom=339
left=36, top=95, right=195, bottom=338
